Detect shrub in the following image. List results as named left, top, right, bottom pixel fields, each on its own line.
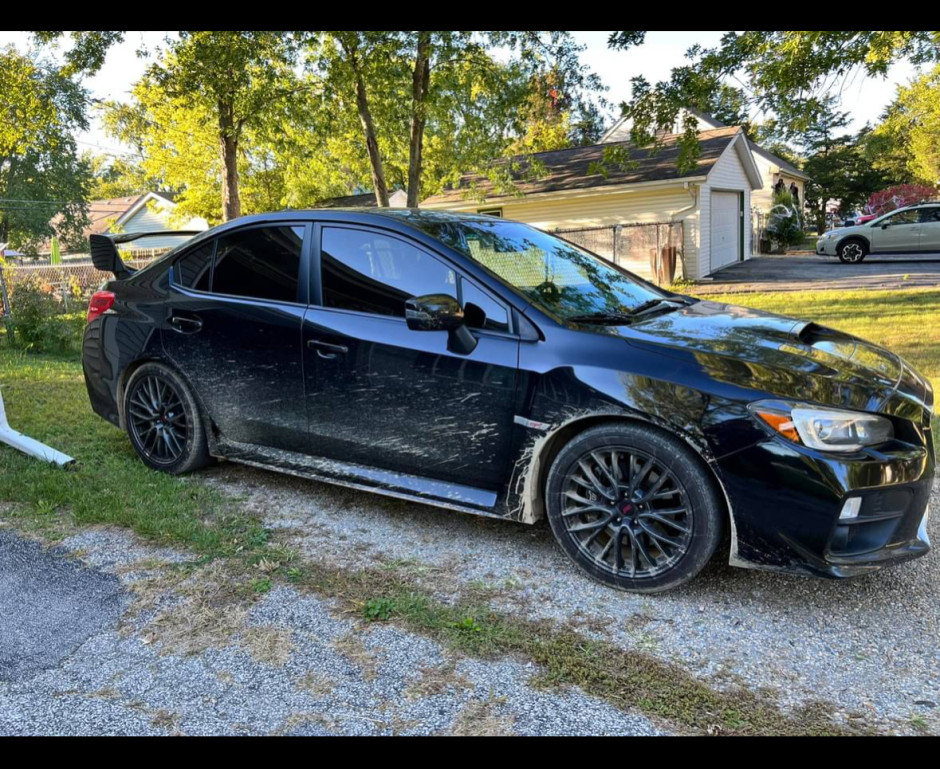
left=765, top=189, right=804, bottom=253
left=867, top=184, right=940, bottom=217
left=1, top=275, right=84, bottom=355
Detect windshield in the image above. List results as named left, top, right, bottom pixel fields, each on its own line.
left=403, top=216, right=667, bottom=320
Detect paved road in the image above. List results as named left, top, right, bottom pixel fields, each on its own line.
left=0, top=529, right=126, bottom=681
left=695, top=253, right=940, bottom=294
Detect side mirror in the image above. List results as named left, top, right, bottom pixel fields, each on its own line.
left=405, top=294, right=478, bottom=355
left=405, top=294, right=464, bottom=332
left=881, top=223, right=890, bottom=229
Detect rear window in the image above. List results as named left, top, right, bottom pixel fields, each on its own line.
left=212, top=226, right=304, bottom=303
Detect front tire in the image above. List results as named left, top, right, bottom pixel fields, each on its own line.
left=545, top=423, right=724, bottom=593
left=124, top=362, right=210, bottom=474
left=837, top=239, right=868, bottom=263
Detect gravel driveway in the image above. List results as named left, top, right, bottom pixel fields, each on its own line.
left=0, top=525, right=660, bottom=735
left=2, top=462, right=937, bottom=735
left=207, top=464, right=940, bottom=735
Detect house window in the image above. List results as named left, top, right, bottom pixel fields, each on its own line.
left=477, top=208, right=503, bottom=217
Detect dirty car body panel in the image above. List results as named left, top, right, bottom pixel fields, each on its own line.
left=82, top=209, right=933, bottom=581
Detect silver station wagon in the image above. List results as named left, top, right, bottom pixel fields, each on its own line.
left=817, top=203, right=940, bottom=263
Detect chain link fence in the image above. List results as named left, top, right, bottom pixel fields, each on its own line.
left=555, top=221, right=684, bottom=285
left=0, top=249, right=168, bottom=318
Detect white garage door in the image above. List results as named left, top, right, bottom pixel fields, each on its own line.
left=710, top=191, right=741, bottom=271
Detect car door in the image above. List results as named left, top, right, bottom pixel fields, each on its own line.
left=163, top=223, right=310, bottom=452
left=870, top=209, right=922, bottom=253
left=302, top=224, right=520, bottom=489
left=919, top=207, right=940, bottom=253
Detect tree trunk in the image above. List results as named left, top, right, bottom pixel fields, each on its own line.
left=341, top=37, right=390, bottom=207
left=218, top=101, right=241, bottom=221
left=406, top=32, right=431, bottom=208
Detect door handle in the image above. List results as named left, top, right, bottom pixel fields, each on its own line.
left=168, top=315, right=203, bottom=333
left=307, top=339, right=348, bottom=359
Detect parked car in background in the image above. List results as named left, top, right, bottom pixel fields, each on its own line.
left=817, top=203, right=940, bottom=262
left=82, top=210, right=933, bottom=593
left=855, top=214, right=878, bottom=225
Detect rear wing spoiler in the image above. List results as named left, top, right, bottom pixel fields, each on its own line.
left=89, top=230, right=203, bottom=278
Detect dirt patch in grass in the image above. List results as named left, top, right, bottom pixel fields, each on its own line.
left=332, top=631, right=380, bottom=681
left=450, top=696, right=514, bottom=736
left=241, top=625, right=294, bottom=666
left=296, top=671, right=335, bottom=698
left=405, top=658, right=475, bottom=700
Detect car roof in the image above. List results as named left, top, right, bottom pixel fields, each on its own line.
left=152, top=208, right=502, bottom=261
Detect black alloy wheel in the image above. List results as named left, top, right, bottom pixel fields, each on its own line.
left=124, top=362, right=210, bottom=474
left=546, top=423, right=723, bottom=593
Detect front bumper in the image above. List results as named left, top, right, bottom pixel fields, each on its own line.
left=718, top=429, right=933, bottom=578
left=816, top=237, right=836, bottom=256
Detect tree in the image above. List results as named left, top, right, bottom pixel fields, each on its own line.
left=86, top=153, right=151, bottom=199
left=308, top=31, right=605, bottom=206
left=797, top=98, right=889, bottom=233
left=32, top=31, right=126, bottom=75
left=0, top=47, right=90, bottom=253
left=145, top=32, right=302, bottom=221
left=608, top=31, right=940, bottom=170
left=871, top=65, right=940, bottom=185
left=765, top=188, right=803, bottom=251
left=867, top=183, right=940, bottom=216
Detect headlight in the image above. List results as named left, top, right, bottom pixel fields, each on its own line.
left=749, top=401, right=893, bottom=452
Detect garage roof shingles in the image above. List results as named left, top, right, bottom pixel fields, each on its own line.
left=423, top=126, right=742, bottom=206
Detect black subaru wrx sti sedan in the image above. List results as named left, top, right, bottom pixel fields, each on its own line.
left=81, top=210, right=934, bottom=592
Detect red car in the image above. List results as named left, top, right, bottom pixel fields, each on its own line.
left=855, top=214, right=878, bottom=224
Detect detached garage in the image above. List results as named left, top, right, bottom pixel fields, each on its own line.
left=421, top=126, right=763, bottom=282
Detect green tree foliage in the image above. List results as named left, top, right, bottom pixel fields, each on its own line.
left=31, top=31, right=126, bottom=75
left=871, top=65, right=940, bottom=185
left=0, top=47, right=91, bottom=254
left=86, top=153, right=151, bottom=199
left=103, top=35, right=326, bottom=224
left=800, top=99, right=890, bottom=233
left=37, top=31, right=605, bottom=222
left=144, top=31, right=304, bottom=221
left=608, top=31, right=940, bottom=170
left=306, top=31, right=605, bottom=206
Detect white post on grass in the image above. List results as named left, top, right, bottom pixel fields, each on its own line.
left=0, top=387, right=75, bottom=467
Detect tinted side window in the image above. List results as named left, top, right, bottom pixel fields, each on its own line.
left=174, top=242, right=213, bottom=291
left=461, top=278, right=509, bottom=332
left=321, top=227, right=456, bottom=317
left=921, top=208, right=940, bottom=223
left=887, top=210, right=920, bottom=225
left=213, top=226, right=303, bottom=302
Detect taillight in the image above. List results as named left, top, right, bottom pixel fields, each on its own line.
left=86, top=290, right=116, bottom=323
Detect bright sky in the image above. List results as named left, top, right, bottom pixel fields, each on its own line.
left=1, top=30, right=924, bottom=155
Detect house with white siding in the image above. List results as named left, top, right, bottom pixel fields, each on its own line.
left=47, top=192, right=209, bottom=256
left=421, top=125, right=763, bottom=281
left=601, top=109, right=809, bottom=213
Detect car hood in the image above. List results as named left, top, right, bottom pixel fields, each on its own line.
left=823, top=225, right=863, bottom=238
left=621, top=300, right=931, bottom=419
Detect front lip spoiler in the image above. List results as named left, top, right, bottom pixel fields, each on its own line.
left=778, top=513, right=931, bottom=578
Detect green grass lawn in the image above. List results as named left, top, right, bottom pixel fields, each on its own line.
left=0, top=349, right=267, bottom=555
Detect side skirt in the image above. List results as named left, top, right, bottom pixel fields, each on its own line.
left=215, top=440, right=511, bottom=521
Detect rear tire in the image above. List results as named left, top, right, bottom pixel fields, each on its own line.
left=837, top=239, right=868, bottom=263
left=545, top=423, right=724, bottom=593
left=124, top=362, right=210, bottom=475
